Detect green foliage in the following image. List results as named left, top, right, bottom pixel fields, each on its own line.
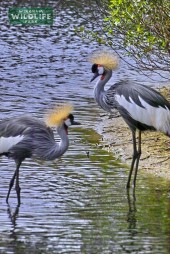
left=73, top=0, right=170, bottom=72
left=108, top=0, right=169, bottom=52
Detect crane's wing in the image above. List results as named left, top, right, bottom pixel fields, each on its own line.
left=0, top=115, right=54, bottom=136
left=0, top=116, right=55, bottom=158
left=104, top=81, right=170, bottom=133
left=105, top=80, right=170, bottom=110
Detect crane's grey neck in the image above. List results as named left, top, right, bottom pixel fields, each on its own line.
left=94, top=69, right=112, bottom=112
left=56, top=124, right=69, bottom=157
left=44, top=124, right=69, bottom=161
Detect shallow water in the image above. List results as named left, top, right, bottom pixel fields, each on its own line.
left=0, top=1, right=170, bottom=254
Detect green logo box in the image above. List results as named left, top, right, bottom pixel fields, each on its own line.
left=8, top=7, right=53, bottom=25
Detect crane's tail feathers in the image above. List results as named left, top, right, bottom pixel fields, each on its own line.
left=89, top=50, right=119, bottom=70
left=45, top=103, right=74, bottom=127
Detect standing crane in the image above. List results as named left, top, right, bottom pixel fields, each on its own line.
left=90, top=51, right=170, bottom=188
left=0, top=104, right=80, bottom=206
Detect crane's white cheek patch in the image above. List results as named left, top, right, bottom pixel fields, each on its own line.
left=65, top=119, right=71, bottom=127
left=0, top=135, right=24, bottom=154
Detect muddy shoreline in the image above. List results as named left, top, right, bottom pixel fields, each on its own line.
left=97, top=87, right=170, bottom=179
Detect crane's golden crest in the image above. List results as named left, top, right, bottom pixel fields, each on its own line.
left=89, top=51, right=119, bottom=70
left=45, top=103, right=73, bottom=127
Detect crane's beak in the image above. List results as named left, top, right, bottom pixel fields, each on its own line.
left=72, top=120, right=81, bottom=125
left=90, top=72, right=99, bottom=82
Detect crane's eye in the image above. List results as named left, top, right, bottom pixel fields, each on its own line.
left=64, top=114, right=73, bottom=127
left=98, top=66, right=104, bottom=75
left=91, top=64, right=104, bottom=75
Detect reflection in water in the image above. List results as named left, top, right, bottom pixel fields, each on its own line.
left=7, top=205, right=20, bottom=227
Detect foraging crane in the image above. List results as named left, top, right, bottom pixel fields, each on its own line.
left=0, top=104, right=80, bottom=206
left=90, top=51, right=170, bottom=188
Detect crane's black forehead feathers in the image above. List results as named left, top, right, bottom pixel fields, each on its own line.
left=91, top=64, right=98, bottom=73
left=68, top=113, right=74, bottom=121
left=66, top=113, right=81, bottom=126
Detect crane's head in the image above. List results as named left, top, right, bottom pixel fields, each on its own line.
left=91, top=64, right=105, bottom=82
left=45, top=103, right=80, bottom=133
left=64, top=113, right=81, bottom=134
left=89, top=51, right=119, bottom=82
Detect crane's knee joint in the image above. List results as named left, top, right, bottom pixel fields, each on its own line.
left=15, top=185, right=21, bottom=193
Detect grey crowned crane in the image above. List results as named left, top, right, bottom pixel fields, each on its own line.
left=90, top=51, right=170, bottom=188
left=0, top=104, right=80, bottom=205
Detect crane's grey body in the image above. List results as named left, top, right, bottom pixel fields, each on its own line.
left=0, top=116, right=68, bottom=161
left=94, top=70, right=170, bottom=135
left=91, top=64, right=170, bottom=187
left=105, top=79, right=170, bottom=135
left=0, top=113, right=80, bottom=205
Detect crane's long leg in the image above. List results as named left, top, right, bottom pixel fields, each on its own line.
left=6, top=160, right=22, bottom=206
left=126, top=131, right=138, bottom=188
left=15, top=161, right=22, bottom=206
left=133, top=130, right=142, bottom=187
left=6, top=170, right=17, bottom=204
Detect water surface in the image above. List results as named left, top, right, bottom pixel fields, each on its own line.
left=0, top=1, right=170, bottom=254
